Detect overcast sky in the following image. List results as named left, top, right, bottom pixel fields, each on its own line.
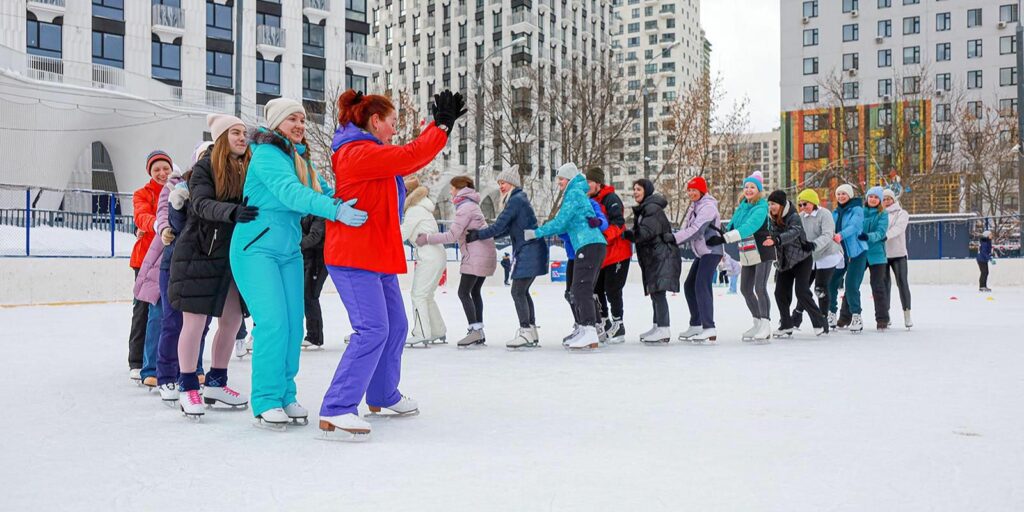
left=701, top=0, right=781, bottom=133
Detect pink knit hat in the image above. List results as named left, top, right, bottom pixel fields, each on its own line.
left=207, top=113, right=245, bottom=143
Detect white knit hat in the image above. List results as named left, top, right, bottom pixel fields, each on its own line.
left=207, top=113, right=244, bottom=143
left=556, top=162, right=580, bottom=181
left=835, top=184, right=855, bottom=198
left=495, top=169, right=521, bottom=188
left=263, top=97, right=305, bottom=130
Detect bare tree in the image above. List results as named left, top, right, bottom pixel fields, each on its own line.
left=953, top=97, right=1019, bottom=240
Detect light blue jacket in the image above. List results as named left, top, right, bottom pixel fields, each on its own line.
left=833, top=197, right=867, bottom=260
left=535, top=174, right=607, bottom=251
left=862, top=206, right=889, bottom=265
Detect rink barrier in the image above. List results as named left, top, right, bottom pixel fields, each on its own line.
left=1, top=257, right=1022, bottom=306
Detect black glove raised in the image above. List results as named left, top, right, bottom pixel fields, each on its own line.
left=232, top=197, right=259, bottom=223
left=431, top=90, right=468, bottom=134
left=622, top=229, right=635, bottom=242
left=465, top=229, right=480, bottom=243
left=706, top=235, right=725, bottom=247
left=857, top=233, right=868, bottom=241
left=801, top=241, right=816, bottom=252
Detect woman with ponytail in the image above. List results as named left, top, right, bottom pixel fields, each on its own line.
left=229, top=98, right=369, bottom=430
left=318, top=89, right=465, bottom=440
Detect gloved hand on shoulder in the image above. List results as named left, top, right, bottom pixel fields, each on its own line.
left=587, top=217, right=603, bottom=228
left=335, top=198, right=368, bottom=227
left=231, top=197, right=259, bottom=223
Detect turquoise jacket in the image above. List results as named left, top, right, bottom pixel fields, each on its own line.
left=833, top=198, right=867, bottom=260
left=535, top=174, right=607, bottom=250
left=861, top=206, right=889, bottom=265
left=727, top=198, right=769, bottom=238
left=232, top=128, right=338, bottom=257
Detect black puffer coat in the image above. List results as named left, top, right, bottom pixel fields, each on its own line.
left=168, top=155, right=244, bottom=317
left=631, top=193, right=681, bottom=295
left=767, top=200, right=812, bottom=272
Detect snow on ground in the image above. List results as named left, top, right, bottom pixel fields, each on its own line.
left=1, top=283, right=1022, bottom=511
left=0, top=225, right=136, bottom=257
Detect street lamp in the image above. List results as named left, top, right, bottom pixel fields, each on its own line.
left=473, top=36, right=529, bottom=189
left=640, top=40, right=682, bottom=180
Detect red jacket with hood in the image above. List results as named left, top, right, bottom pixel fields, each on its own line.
left=130, top=179, right=163, bottom=269
left=594, top=185, right=632, bottom=267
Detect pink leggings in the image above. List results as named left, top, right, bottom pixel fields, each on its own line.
left=177, top=282, right=243, bottom=373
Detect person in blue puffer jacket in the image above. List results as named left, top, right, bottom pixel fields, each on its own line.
left=977, top=230, right=993, bottom=292
left=827, top=183, right=869, bottom=333
left=860, top=186, right=890, bottom=331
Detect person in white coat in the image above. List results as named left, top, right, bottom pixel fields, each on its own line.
left=400, top=176, right=448, bottom=346
left=882, top=189, right=912, bottom=328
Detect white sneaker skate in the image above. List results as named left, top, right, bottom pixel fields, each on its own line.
left=561, top=324, right=581, bottom=346
left=637, top=324, right=659, bottom=342
left=284, top=402, right=309, bottom=425
left=159, top=382, right=179, bottom=405
left=640, top=326, right=671, bottom=344
left=234, top=337, right=247, bottom=359
left=179, top=389, right=204, bottom=420
left=319, top=413, right=372, bottom=442
left=255, top=407, right=290, bottom=432
left=203, top=386, right=249, bottom=409
left=751, top=318, right=772, bottom=343
left=129, top=368, right=142, bottom=384
left=566, top=325, right=600, bottom=351
left=507, top=327, right=539, bottom=350
left=691, top=328, right=717, bottom=344
left=741, top=320, right=760, bottom=341
left=850, top=314, right=864, bottom=333
left=367, top=395, right=419, bottom=418
left=405, top=336, right=432, bottom=348
left=678, top=325, right=703, bottom=341
left=903, top=310, right=913, bottom=329
left=301, top=339, right=324, bottom=351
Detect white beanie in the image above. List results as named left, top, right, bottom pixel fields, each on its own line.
left=495, top=169, right=521, bottom=188
left=835, top=184, right=855, bottom=199
left=556, top=162, right=580, bottom=181
left=192, top=141, right=214, bottom=165
left=207, top=113, right=245, bottom=143
left=264, top=97, right=305, bottom=130
left=882, top=189, right=897, bottom=201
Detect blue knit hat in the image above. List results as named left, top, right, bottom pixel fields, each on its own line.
left=742, top=171, right=764, bottom=192
left=866, top=186, right=885, bottom=200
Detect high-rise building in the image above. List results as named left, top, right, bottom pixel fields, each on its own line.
left=1, top=0, right=368, bottom=199
left=708, top=129, right=781, bottom=212
left=371, top=0, right=621, bottom=216
left=613, top=0, right=705, bottom=193
left=780, top=0, right=1021, bottom=213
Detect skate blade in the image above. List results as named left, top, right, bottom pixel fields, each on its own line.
left=457, top=341, right=486, bottom=349
left=606, top=336, right=626, bottom=345
left=365, top=409, right=420, bottom=420
left=641, top=339, right=671, bottom=345
left=506, top=344, right=540, bottom=351
left=302, top=345, right=325, bottom=351
left=289, top=417, right=310, bottom=426
left=404, top=341, right=432, bottom=349
left=565, top=343, right=600, bottom=352
left=162, top=398, right=179, bottom=408
left=253, top=418, right=288, bottom=432
left=689, top=338, right=718, bottom=345
left=318, top=420, right=371, bottom=442
left=751, top=339, right=772, bottom=345
left=203, top=397, right=250, bottom=410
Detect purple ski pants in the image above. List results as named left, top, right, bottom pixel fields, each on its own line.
left=320, top=266, right=407, bottom=417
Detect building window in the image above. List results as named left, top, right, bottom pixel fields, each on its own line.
left=303, top=67, right=325, bottom=101
left=936, top=12, right=951, bottom=32
left=803, top=113, right=826, bottom=131
left=936, top=72, right=951, bottom=92
left=842, top=24, right=859, bottom=42
left=257, top=12, right=281, bottom=27
left=936, top=134, right=952, bottom=154
left=257, top=58, right=281, bottom=95
left=803, top=29, right=818, bottom=47
left=27, top=19, right=62, bottom=59
left=999, top=98, right=1018, bottom=117
left=902, top=76, right=920, bottom=94
left=967, top=8, right=982, bottom=28
left=967, top=70, right=983, bottom=89
left=968, top=39, right=983, bottom=58
left=842, top=82, right=859, bottom=100
left=967, top=101, right=983, bottom=118
left=842, top=52, right=859, bottom=70
left=902, top=16, right=919, bottom=35
left=903, top=0, right=919, bottom=4
left=93, top=0, right=124, bottom=21
left=803, top=57, right=818, bottom=75
left=842, top=0, right=858, bottom=13
left=878, top=107, right=893, bottom=127
left=802, top=1, right=817, bottom=18
left=878, top=78, right=892, bottom=97
left=1000, top=67, right=1018, bottom=86
left=903, top=45, right=920, bottom=64
left=803, top=86, right=818, bottom=104
left=877, top=49, right=891, bottom=67
left=206, top=50, right=232, bottom=89
left=1001, top=4, right=1020, bottom=23
left=303, top=21, right=325, bottom=56
left=1001, top=35, right=1018, bottom=55
left=92, top=31, right=124, bottom=68
left=877, top=20, right=891, bottom=38
left=936, top=42, right=951, bottom=61
left=151, top=40, right=181, bottom=81
left=935, top=103, right=951, bottom=122
left=803, top=143, right=826, bottom=159
left=206, top=1, right=233, bottom=40
left=878, top=0, right=890, bottom=7
left=347, top=0, right=367, bottom=22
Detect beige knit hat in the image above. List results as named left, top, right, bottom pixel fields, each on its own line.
left=495, top=169, right=521, bottom=188
left=263, top=97, right=305, bottom=130
left=835, top=184, right=855, bottom=198
left=207, top=113, right=245, bottom=143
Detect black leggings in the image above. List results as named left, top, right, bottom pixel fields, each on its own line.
left=885, top=256, right=911, bottom=311
left=793, top=266, right=835, bottom=326
left=596, top=260, right=629, bottom=320
left=978, top=261, right=989, bottom=289
left=458, top=274, right=486, bottom=325
left=650, top=291, right=669, bottom=327
left=775, top=257, right=825, bottom=330
left=511, top=277, right=536, bottom=327
left=571, top=244, right=607, bottom=326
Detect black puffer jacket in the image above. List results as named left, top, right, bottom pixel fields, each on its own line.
left=631, top=193, right=681, bottom=295
left=168, top=155, right=244, bottom=316
left=767, top=200, right=812, bottom=272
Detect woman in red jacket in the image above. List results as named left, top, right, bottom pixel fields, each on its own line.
left=318, top=89, right=466, bottom=440
left=128, top=151, right=172, bottom=385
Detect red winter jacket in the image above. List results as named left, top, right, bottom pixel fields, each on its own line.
left=324, top=123, right=448, bottom=274
left=130, top=179, right=163, bottom=269
left=594, top=185, right=632, bottom=267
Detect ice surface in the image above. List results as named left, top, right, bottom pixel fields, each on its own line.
left=0, top=283, right=1021, bottom=511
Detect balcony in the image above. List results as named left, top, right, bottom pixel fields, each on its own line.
left=346, top=43, right=384, bottom=73
left=91, top=63, right=126, bottom=91
left=27, top=0, right=65, bottom=23
left=507, top=11, right=537, bottom=32
left=256, top=25, right=286, bottom=60
left=303, top=0, right=330, bottom=24
left=152, top=4, right=185, bottom=43
left=455, top=56, right=467, bottom=68
left=510, top=66, right=532, bottom=88
left=456, top=5, right=467, bottom=17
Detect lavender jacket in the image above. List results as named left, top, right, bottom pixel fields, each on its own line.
left=133, top=177, right=178, bottom=304
left=673, top=193, right=723, bottom=257
left=424, top=187, right=497, bottom=277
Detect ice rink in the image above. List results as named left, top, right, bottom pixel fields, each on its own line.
left=1, top=282, right=1021, bottom=511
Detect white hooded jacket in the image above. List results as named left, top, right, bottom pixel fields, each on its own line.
left=884, top=199, right=909, bottom=258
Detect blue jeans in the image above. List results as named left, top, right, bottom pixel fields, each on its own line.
left=140, top=300, right=162, bottom=379
left=728, top=275, right=738, bottom=294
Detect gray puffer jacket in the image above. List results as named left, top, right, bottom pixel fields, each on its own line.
left=799, top=206, right=843, bottom=262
